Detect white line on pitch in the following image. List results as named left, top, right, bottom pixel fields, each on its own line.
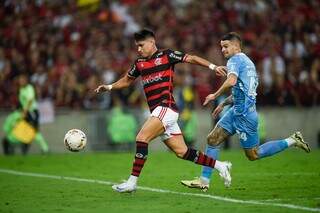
left=0, top=168, right=319, bottom=212
left=236, top=172, right=317, bottom=176
left=259, top=198, right=320, bottom=202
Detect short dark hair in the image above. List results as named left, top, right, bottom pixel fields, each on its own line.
left=134, top=28, right=155, bottom=41
left=221, top=32, right=242, bottom=45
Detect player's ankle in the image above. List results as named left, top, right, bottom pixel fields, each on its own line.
left=128, top=175, right=138, bottom=184
left=285, top=137, right=296, bottom=147
left=200, top=176, right=210, bottom=185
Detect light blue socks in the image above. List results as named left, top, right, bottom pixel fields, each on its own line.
left=257, top=139, right=289, bottom=159
left=200, top=138, right=294, bottom=183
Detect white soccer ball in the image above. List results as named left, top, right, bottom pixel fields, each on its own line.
left=64, top=129, right=87, bottom=152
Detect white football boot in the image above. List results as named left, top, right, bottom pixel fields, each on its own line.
left=215, top=161, right=232, bottom=188
left=181, top=177, right=209, bottom=192
left=112, top=181, right=137, bottom=193
left=290, top=131, right=311, bottom=153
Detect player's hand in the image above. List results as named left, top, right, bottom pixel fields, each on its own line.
left=203, top=93, right=216, bottom=106
left=212, top=104, right=224, bottom=118
left=94, top=85, right=112, bottom=93
left=215, top=66, right=227, bottom=76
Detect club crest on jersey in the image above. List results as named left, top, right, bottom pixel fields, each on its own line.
left=154, top=58, right=162, bottom=66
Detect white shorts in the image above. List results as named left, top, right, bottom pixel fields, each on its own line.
left=151, top=106, right=182, bottom=141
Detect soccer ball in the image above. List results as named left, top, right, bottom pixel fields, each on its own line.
left=64, top=129, right=87, bottom=152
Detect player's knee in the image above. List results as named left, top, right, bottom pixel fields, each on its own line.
left=207, top=134, right=219, bottom=146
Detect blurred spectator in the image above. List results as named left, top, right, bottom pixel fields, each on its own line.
left=262, top=47, right=285, bottom=96
left=106, top=105, right=138, bottom=144
left=0, top=0, right=319, bottom=110
left=174, top=70, right=198, bottom=147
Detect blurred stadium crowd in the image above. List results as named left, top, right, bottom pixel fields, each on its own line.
left=0, top=0, right=319, bottom=110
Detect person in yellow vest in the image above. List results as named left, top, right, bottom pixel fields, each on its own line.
left=2, top=73, right=49, bottom=155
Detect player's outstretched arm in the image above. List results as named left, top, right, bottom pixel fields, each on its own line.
left=95, top=75, right=135, bottom=93
left=203, top=74, right=237, bottom=106
left=184, top=54, right=227, bottom=76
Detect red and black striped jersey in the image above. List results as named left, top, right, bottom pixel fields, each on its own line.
left=127, top=49, right=187, bottom=112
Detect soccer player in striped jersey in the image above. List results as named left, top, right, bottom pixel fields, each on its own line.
left=181, top=32, right=310, bottom=191
left=95, top=29, right=232, bottom=193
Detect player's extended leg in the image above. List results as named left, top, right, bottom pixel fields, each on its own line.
left=112, top=116, right=164, bottom=193
left=181, top=126, right=230, bottom=191
left=2, top=137, right=14, bottom=155
left=21, top=143, right=30, bottom=155
left=164, top=135, right=232, bottom=187
left=244, top=131, right=311, bottom=161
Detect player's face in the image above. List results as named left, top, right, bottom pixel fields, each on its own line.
left=220, top=40, right=238, bottom=59
left=135, top=38, right=155, bottom=58
left=18, top=75, right=28, bottom=87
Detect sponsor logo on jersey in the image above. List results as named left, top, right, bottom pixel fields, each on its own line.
left=142, top=73, right=163, bottom=85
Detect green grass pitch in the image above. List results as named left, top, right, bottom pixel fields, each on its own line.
left=0, top=149, right=319, bottom=213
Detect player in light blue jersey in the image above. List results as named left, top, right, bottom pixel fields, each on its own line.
left=181, top=32, right=310, bottom=191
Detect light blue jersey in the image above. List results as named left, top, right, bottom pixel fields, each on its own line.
left=227, top=53, right=258, bottom=115
left=217, top=52, right=259, bottom=148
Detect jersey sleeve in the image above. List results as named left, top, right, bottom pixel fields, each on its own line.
left=166, top=49, right=187, bottom=64
left=227, top=56, right=240, bottom=77
left=127, top=61, right=140, bottom=78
